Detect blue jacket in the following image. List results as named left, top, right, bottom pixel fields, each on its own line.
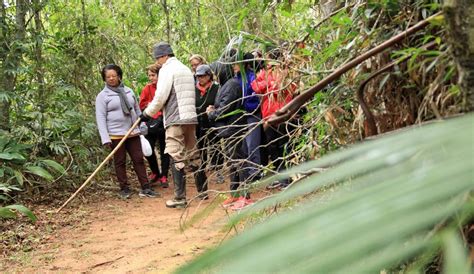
left=237, top=70, right=260, bottom=112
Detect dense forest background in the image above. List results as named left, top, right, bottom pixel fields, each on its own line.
left=1, top=0, right=459, bottom=199
left=1, top=0, right=473, bottom=271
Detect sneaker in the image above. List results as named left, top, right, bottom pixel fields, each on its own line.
left=197, top=192, right=209, bottom=200
left=216, top=173, right=225, bottom=184
left=229, top=197, right=254, bottom=211
left=139, top=188, right=160, bottom=198
left=160, top=176, right=169, bottom=188
left=148, top=173, right=160, bottom=183
left=119, top=188, right=132, bottom=199
left=266, top=181, right=281, bottom=190
left=166, top=198, right=187, bottom=208
left=221, top=196, right=239, bottom=208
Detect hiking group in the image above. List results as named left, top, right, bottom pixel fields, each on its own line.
left=95, top=42, right=297, bottom=211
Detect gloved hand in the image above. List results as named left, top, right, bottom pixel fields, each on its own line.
left=140, top=112, right=151, bottom=122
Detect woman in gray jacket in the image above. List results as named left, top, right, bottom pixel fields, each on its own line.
left=95, top=64, right=158, bottom=199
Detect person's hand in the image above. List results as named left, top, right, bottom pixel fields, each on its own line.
left=206, top=105, right=215, bottom=114
left=103, top=142, right=113, bottom=150
left=140, top=112, right=151, bottom=122
left=139, top=122, right=148, bottom=135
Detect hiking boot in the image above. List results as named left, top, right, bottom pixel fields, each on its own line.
left=139, top=188, right=160, bottom=198
left=222, top=196, right=239, bottom=208
left=197, top=192, right=209, bottom=200
left=230, top=197, right=254, bottom=211
left=166, top=198, right=187, bottom=208
left=148, top=173, right=160, bottom=183
left=119, top=188, right=132, bottom=199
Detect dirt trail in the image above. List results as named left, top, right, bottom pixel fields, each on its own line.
left=16, top=181, right=230, bottom=273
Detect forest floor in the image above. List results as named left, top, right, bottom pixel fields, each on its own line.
left=2, top=174, right=239, bottom=273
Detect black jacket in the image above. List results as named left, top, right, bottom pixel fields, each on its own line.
left=208, top=78, right=245, bottom=138
left=195, top=82, right=219, bottom=130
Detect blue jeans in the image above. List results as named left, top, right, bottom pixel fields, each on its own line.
left=244, top=112, right=262, bottom=180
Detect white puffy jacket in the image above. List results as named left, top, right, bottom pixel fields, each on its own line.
left=144, top=57, right=197, bottom=127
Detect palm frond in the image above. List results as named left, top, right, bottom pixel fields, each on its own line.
left=178, top=114, right=474, bottom=273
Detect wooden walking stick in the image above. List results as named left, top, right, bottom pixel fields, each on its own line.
left=56, top=118, right=142, bottom=213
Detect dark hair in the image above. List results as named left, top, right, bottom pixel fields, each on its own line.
left=243, top=52, right=258, bottom=71
left=267, top=48, right=282, bottom=60
left=101, top=64, right=123, bottom=81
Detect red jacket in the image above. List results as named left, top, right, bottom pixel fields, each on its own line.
left=139, top=83, right=162, bottom=119
left=251, top=69, right=295, bottom=119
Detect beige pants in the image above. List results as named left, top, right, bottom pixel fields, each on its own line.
left=165, top=124, right=200, bottom=170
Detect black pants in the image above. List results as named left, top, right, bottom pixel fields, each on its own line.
left=264, top=124, right=290, bottom=173
left=224, top=137, right=248, bottom=195
left=145, top=120, right=170, bottom=178
left=197, top=127, right=224, bottom=168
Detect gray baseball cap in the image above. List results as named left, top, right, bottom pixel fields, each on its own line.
left=153, top=42, right=174, bottom=59
left=195, top=64, right=212, bottom=76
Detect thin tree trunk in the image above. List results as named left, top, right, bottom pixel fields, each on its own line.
left=0, top=0, right=27, bottom=131
left=161, top=0, right=171, bottom=42
left=0, top=2, right=7, bottom=131
left=81, top=0, right=89, bottom=47
left=32, top=0, right=45, bottom=137
left=444, top=0, right=474, bottom=112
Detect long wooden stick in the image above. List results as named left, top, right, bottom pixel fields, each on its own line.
left=56, top=118, right=142, bottom=213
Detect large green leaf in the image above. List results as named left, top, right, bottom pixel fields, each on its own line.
left=178, top=114, right=474, bottom=273
left=25, top=166, right=54, bottom=181
left=1, top=204, right=37, bottom=222
left=40, top=159, right=66, bottom=173
left=0, top=207, right=16, bottom=219
left=13, top=170, right=24, bottom=186
left=0, top=152, right=25, bottom=161
left=442, top=230, right=471, bottom=274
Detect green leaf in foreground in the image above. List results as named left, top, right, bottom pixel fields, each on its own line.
left=442, top=230, right=471, bottom=274
left=178, top=114, right=474, bottom=274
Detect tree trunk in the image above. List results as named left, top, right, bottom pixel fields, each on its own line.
left=32, top=0, right=45, bottom=137
left=444, top=0, right=474, bottom=112
left=0, top=1, right=11, bottom=132
left=0, top=0, right=27, bottom=131
left=161, top=0, right=171, bottom=42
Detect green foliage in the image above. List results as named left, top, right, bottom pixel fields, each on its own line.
left=442, top=230, right=471, bottom=274
left=179, top=114, right=474, bottom=273
left=0, top=204, right=37, bottom=223
left=0, top=134, right=65, bottom=196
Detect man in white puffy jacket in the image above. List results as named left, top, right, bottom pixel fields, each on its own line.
left=142, top=42, right=199, bottom=208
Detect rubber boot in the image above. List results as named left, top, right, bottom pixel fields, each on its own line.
left=166, top=165, right=187, bottom=208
